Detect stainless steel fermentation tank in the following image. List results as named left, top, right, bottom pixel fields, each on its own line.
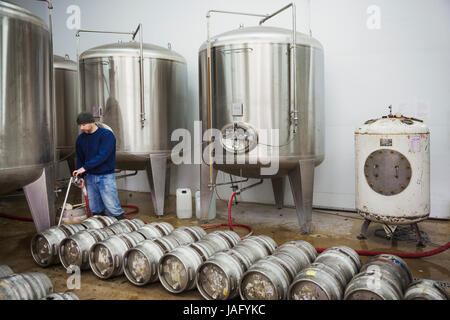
left=54, top=55, right=79, bottom=172
left=199, top=6, right=324, bottom=233
left=0, top=2, right=55, bottom=232
left=78, top=39, right=188, bottom=216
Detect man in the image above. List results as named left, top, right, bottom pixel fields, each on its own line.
left=72, top=111, right=126, bottom=220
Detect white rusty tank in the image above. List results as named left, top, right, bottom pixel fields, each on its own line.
left=355, top=109, right=430, bottom=226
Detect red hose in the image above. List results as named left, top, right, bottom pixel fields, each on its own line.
left=0, top=213, right=33, bottom=222
left=315, top=242, right=450, bottom=258
left=201, top=191, right=254, bottom=239
left=227, top=192, right=237, bottom=231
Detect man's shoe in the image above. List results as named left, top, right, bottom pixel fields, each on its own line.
left=91, top=212, right=104, bottom=216
left=115, top=214, right=126, bottom=220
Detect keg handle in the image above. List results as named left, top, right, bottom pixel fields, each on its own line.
left=259, top=3, right=298, bottom=134
left=75, top=24, right=146, bottom=128
left=58, top=177, right=73, bottom=226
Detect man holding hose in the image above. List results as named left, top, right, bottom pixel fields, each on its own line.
left=72, top=111, right=126, bottom=220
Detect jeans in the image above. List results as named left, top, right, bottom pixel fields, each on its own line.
left=85, top=173, right=124, bottom=217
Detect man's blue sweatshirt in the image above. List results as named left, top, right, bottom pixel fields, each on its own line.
left=75, top=127, right=116, bottom=175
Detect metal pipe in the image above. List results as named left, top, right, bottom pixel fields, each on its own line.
left=75, top=24, right=146, bottom=128
left=115, top=170, right=139, bottom=180
left=57, top=177, right=73, bottom=226
left=207, top=9, right=268, bottom=18
left=75, top=29, right=134, bottom=37
left=259, top=3, right=298, bottom=133
left=37, top=0, right=56, bottom=179
left=236, top=179, right=264, bottom=194
left=138, top=24, right=145, bottom=128
left=208, top=178, right=249, bottom=188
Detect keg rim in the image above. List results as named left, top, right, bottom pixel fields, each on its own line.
left=89, top=243, right=115, bottom=279
left=196, top=261, right=232, bottom=300
left=123, top=247, right=153, bottom=286
left=288, top=278, right=332, bottom=301
left=58, top=237, right=83, bottom=270
left=30, top=234, right=53, bottom=267
left=158, top=253, right=191, bottom=294
left=239, top=270, right=281, bottom=300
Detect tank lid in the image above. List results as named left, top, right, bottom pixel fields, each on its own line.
left=0, top=1, right=48, bottom=30
left=80, top=41, right=186, bottom=63
left=355, top=111, right=429, bottom=135
left=53, top=55, right=77, bottom=71
left=199, top=26, right=323, bottom=51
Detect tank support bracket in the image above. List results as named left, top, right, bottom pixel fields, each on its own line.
left=23, top=166, right=56, bottom=232
left=146, top=154, right=169, bottom=217
left=200, top=163, right=218, bottom=223
left=288, top=159, right=315, bottom=234
left=271, top=177, right=285, bottom=209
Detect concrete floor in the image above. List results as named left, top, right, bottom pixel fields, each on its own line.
left=0, top=189, right=448, bottom=300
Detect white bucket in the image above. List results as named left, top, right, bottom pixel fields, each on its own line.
left=176, top=188, right=192, bottom=219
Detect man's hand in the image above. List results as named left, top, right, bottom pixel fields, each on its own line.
left=72, top=167, right=86, bottom=177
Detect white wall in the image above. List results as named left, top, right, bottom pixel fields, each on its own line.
left=12, top=0, right=449, bottom=219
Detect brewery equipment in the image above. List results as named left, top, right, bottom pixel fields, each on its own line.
left=199, top=4, right=324, bottom=233
left=77, top=25, right=188, bottom=216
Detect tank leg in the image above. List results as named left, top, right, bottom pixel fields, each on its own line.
left=165, top=165, right=171, bottom=198
left=383, top=224, right=397, bottom=240
left=146, top=154, right=168, bottom=217
left=288, top=159, right=315, bottom=234
left=271, top=177, right=284, bottom=209
left=411, top=223, right=426, bottom=248
left=23, top=166, right=56, bottom=233
left=357, top=219, right=371, bottom=240
left=66, top=157, right=76, bottom=175
left=200, top=162, right=217, bottom=223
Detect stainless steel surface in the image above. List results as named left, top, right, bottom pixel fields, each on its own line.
left=158, top=232, right=238, bottom=294
left=259, top=3, right=298, bottom=133
left=89, top=232, right=146, bottom=279
left=23, top=167, right=56, bottom=232
left=288, top=262, right=344, bottom=300
left=364, top=149, right=412, bottom=196
left=344, top=268, right=403, bottom=300
left=124, top=226, right=202, bottom=287
left=80, top=216, right=108, bottom=229
left=136, top=224, right=165, bottom=239
left=54, top=55, right=79, bottom=164
left=238, top=240, right=316, bottom=300
left=0, top=272, right=53, bottom=300
left=199, top=26, right=324, bottom=176
left=0, top=2, right=54, bottom=194
left=31, top=226, right=70, bottom=267
left=314, top=246, right=362, bottom=286
left=0, top=265, right=14, bottom=279
left=199, top=25, right=324, bottom=233
left=42, top=292, right=79, bottom=300
left=59, top=228, right=114, bottom=270
left=79, top=40, right=188, bottom=169
left=360, top=254, right=412, bottom=292
left=171, top=226, right=207, bottom=243
left=288, top=159, right=315, bottom=233
left=239, top=255, right=291, bottom=300
left=79, top=38, right=187, bottom=216
left=404, top=279, right=449, bottom=300
left=196, top=235, right=277, bottom=300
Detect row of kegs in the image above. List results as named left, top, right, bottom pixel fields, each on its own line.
left=29, top=217, right=448, bottom=300
left=0, top=265, right=78, bottom=300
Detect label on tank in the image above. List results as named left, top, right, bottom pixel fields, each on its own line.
left=409, top=135, right=421, bottom=153
left=380, top=138, right=392, bottom=146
